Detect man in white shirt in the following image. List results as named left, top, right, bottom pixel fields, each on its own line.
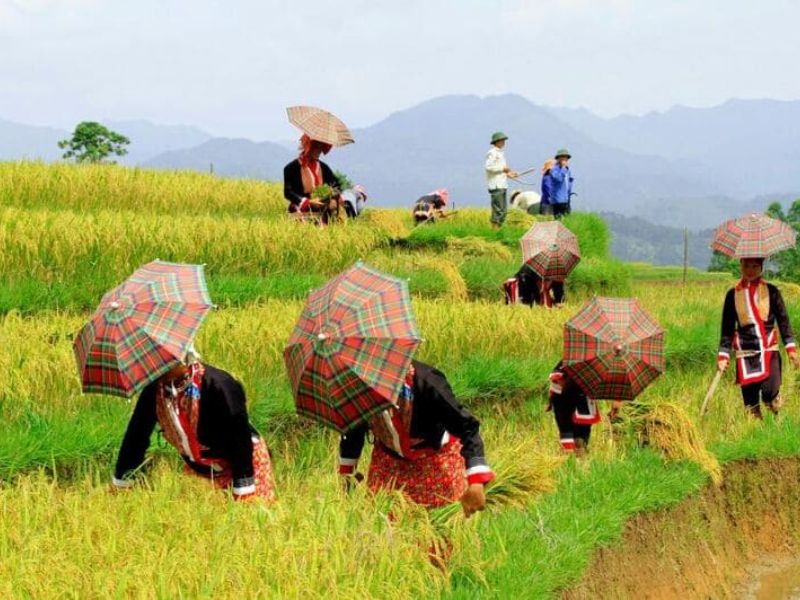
left=485, top=132, right=518, bottom=228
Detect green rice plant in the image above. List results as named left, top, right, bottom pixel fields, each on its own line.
left=560, top=212, right=610, bottom=259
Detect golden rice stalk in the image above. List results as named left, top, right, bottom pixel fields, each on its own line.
left=639, top=402, right=722, bottom=485
left=445, top=236, right=513, bottom=262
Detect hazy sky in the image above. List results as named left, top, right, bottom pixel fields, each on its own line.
left=2, top=0, right=799, bottom=139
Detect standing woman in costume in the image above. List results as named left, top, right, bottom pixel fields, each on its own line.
left=283, top=134, right=341, bottom=222
left=539, top=159, right=555, bottom=216
left=338, top=360, right=494, bottom=515
left=718, top=257, right=799, bottom=418
left=547, top=361, right=621, bottom=455
left=113, top=349, right=276, bottom=501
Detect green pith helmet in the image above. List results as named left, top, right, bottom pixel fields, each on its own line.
left=555, top=148, right=571, bottom=158
left=491, top=131, right=508, bottom=144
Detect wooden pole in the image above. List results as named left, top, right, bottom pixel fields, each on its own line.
left=683, top=227, right=689, bottom=285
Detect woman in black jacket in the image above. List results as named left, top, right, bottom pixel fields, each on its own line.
left=112, top=354, right=275, bottom=502
left=338, top=360, right=494, bottom=515
left=283, top=134, right=341, bottom=222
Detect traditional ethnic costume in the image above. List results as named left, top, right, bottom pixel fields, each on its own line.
left=283, top=135, right=338, bottom=221
left=338, top=361, right=494, bottom=508
left=718, top=278, right=796, bottom=414
left=113, top=363, right=275, bottom=501
left=548, top=362, right=600, bottom=452
left=504, top=264, right=565, bottom=307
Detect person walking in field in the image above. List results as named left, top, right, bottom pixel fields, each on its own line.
left=283, top=134, right=342, bottom=223
left=112, top=348, right=276, bottom=502
left=547, top=361, right=622, bottom=455
left=338, top=360, right=495, bottom=515
left=548, top=149, right=574, bottom=219
left=718, top=257, right=799, bottom=419
left=413, top=189, right=450, bottom=224
left=539, top=159, right=555, bottom=216
left=485, top=132, right=518, bottom=228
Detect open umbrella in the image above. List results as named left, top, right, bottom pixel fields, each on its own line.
left=520, top=221, right=581, bottom=280
left=711, top=213, right=796, bottom=258
left=284, top=262, right=421, bottom=433
left=563, top=297, right=665, bottom=401
left=287, top=105, right=354, bottom=147
left=73, top=260, right=213, bottom=398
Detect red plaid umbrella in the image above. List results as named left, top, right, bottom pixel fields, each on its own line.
left=284, top=263, right=421, bottom=433
left=520, top=221, right=581, bottom=280
left=73, top=260, right=213, bottom=398
left=563, top=297, right=664, bottom=401
left=287, top=105, right=354, bottom=147
left=711, top=213, right=796, bottom=258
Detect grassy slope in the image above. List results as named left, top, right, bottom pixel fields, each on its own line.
left=1, top=162, right=798, bottom=598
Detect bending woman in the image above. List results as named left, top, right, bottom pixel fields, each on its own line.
left=338, top=360, right=494, bottom=515
left=113, top=350, right=275, bottom=501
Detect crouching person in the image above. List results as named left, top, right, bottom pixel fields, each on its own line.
left=338, top=360, right=494, bottom=515
left=113, top=351, right=276, bottom=502
left=504, top=263, right=565, bottom=307
left=548, top=361, right=621, bottom=456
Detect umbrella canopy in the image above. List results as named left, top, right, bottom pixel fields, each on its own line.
left=711, top=213, right=796, bottom=259
left=284, top=262, right=421, bottom=433
left=286, top=105, right=354, bottom=147
left=520, top=221, right=581, bottom=280
left=74, top=260, right=213, bottom=398
left=563, top=297, right=664, bottom=401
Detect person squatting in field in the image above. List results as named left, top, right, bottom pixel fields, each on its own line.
left=283, top=134, right=342, bottom=224
left=412, top=189, right=450, bottom=224
left=113, top=348, right=276, bottom=502
left=338, top=360, right=495, bottom=515
left=718, top=257, right=799, bottom=419
left=504, top=262, right=566, bottom=308
left=548, top=361, right=623, bottom=456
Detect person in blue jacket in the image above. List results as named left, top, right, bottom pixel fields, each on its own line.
left=549, top=149, right=574, bottom=219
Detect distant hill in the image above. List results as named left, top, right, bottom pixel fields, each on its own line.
left=550, top=99, right=800, bottom=199
left=143, top=137, right=292, bottom=180
left=0, top=119, right=65, bottom=161
left=601, top=212, right=715, bottom=269
left=104, top=120, right=212, bottom=165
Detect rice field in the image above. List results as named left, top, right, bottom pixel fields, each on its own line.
left=0, top=161, right=797, bottom=598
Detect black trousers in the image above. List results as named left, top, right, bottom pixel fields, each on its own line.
left=552, top=203, right=571, bottom=219
left=741, top=352, right=782, bottom=407
left=553, top=395, right=592, bottom=445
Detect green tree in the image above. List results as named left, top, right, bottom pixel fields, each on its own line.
left=58, top=122, right=130, bottom=163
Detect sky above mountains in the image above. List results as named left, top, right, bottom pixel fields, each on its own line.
left=2, top=0, right=800, bottom=140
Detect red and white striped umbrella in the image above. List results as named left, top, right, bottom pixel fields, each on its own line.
left=711, top=213, right=796, bottom=258
left=287, top=106, right=354, bottom=147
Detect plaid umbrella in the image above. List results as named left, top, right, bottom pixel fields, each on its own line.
left=73, top=260, right=213, bottom=398
left=520, top=221, right=581, bottom=280
left=284, top=262, right=421, bottom=433
left=711, top=213, right=796, bottom=258
left=287, top=105, right=354, bottom=147
left=563, top=297, right=664, bottom=401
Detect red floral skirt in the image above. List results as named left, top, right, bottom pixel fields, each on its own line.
left=367, top=438, right=468, bottom=508
left=184, top=436, right=276, bottom=502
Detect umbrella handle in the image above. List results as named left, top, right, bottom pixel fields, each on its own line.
left=700, top=369, right=723, bottom=418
